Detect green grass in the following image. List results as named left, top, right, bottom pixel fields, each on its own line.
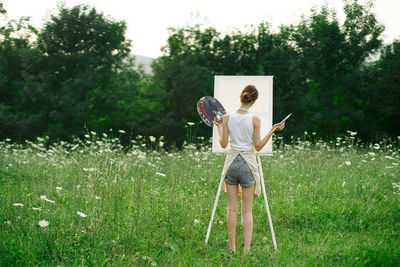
left=1, top=133, right=399, bottom=266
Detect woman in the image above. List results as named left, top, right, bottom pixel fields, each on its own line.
left=215, top=84, right=285, bottom=253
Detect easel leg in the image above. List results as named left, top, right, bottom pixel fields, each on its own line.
left=257, top=155, right=278, bottom=250
left=205, top=175, right=224, bottom=243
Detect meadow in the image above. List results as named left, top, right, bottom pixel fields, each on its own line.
left=1, top=131, right=399, bottom=266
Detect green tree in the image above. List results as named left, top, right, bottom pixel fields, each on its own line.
left=288, top=0, right=384, bottom=138
left=0, top=4, right=38, bottom=140
left=20, top=4, right=132, bottom=140
left=364, top=40, right=400, bottom=138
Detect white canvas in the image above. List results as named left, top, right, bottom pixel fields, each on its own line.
left=212, top=75, right=273, bottom=154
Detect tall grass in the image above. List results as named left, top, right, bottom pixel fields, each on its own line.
left=1, top=132, right=399, bottom=266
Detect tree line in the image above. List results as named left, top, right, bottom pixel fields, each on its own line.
left=0, top=0, right=399, bottom=147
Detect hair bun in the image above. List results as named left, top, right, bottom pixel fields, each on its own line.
left=240, top=85, right=258, bottom=104
left=242, top=92, right=252, bottom=103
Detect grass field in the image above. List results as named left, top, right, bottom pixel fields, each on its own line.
left=1, top=132, right=399, bottom=266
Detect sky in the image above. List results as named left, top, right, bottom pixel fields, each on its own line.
left=2, top=0, right=400, bottom=58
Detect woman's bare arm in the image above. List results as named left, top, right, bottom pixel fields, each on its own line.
left=253, top=116, right=285, bottom=151
left=216, top=114, right=229, bottom=148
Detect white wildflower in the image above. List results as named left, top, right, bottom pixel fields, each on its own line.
left=345, top=161, right=351, bottom=166
left=194, top=219, right=200, bottom=224
left=90, top=131, right=96, bottom=135
left=38, top=220, right=49, bottom=228
left=347, top=130, right=357, bottom=136
left=13, top=203, right=24, bottom=207
left=368, top=152, right=375, bottom=156
left=155, top=172, right=166, bottom=177
left=118, top=130, right=125, bottom=134
left=76, top=184, right=81, bottom=189
left=77, top=211, right=87, bottom=218
left=95, top=196, right=101, bottom=200
left=149, top=136, right=156, bottom=142
left=39, top=195, right=55, bottom=203
left=32, top=207, right=42, bottom=211
left=342, top=181, right=346, bottom=187
left=373, top=144, right=380, bottom=150
left=187, top=122, right=195, bottom=126
left=84, top=134, right=90, bottom=138
left=83, top=168, right=96, bottom=172
left=159, top=141, right=164, bottom=147
left=56, top=186, right=62, bottom=191
left=385, top=156, right=395, bottom=160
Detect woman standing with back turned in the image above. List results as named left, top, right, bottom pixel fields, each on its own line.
left=215, top=85, right=285, bottom=253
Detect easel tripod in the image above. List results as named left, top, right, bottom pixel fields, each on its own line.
left=205, top=154, right=278, bottom=251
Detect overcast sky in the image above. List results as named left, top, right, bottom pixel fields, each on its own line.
left=2, top=0, right=399, bottom=58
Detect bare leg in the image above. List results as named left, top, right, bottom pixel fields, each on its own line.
left=226, top=184, right=239, bottom=252
left=242, top=184, right=255, bottom=253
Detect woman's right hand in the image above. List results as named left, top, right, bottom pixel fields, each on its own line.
left=273, top=121, right=285, bottom=132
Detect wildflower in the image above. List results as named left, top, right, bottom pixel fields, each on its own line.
left=342, top=181, right=346, bottom=187
left=90, top=131, right=96, bottom=135
left=95, top=196, right=101, bottom=200
left=39, top=195, right=55, bottom=203
left=77, top=211, right=87, bottom=218
left=159, top=141, right=164, bottom=147
left=194, top=219, right=200, bottom=224
left=385, top=156, right=395, bottom=160
left=13, top=203, right=24, bottom=207
left=155, top=172, right=166, bottom=177
left=118, top=130, right=126, bottom=134
left=38, top=220, right=49, bottom=228
left=368, top=152, right=375, bottom=157
left=373, top=144, right=380, bottom=150
left=345, top=161, right=351, bottom=166
left=103, top=133, right=108, bottom=137
left=8, top=163, right=12, bottom=167
left=187, top=122, right=195, bottom=126
left=83, top=168, right=96, bottom=172
left=84, top=134, right=90, bottom=138
left=5, top=138, right=11, bottom=142
left=76, top=184, right=81, bottom=189
left=56, top=187, right=62, bottom=191
left=32, top=207, right=42, bottom=211
left=347, top=130, right=357, bottom=136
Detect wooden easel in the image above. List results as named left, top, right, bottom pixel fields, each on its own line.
left=205, top=154, right=278, bottom=251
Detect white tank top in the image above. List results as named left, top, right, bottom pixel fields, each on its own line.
left=227, top=112, right=254, bottom=151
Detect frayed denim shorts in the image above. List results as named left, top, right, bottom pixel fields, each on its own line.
left=224, top=154, right=256, bottom=187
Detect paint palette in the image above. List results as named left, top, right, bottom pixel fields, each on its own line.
left=197, top=96, right=226, bottom=127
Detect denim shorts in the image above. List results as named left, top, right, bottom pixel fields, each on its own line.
left=224, top=154, right=256, bottom=187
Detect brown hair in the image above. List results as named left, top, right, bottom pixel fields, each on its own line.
left=240, top=85, right=258, bottom=104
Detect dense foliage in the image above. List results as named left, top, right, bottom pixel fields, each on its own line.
left=0, top=0, right=399, bottom=146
